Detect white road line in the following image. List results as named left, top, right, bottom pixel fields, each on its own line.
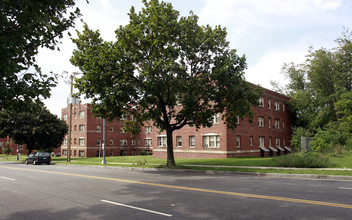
left=338, top=187, right=352, bottom=190
left=1, top=176, right=15, bottom=181
left=101, top=199, right=172, bottom=217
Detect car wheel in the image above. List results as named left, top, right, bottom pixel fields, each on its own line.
left=33, top=160, right=37, bottom=165
left=47, top=162, right=50, bottom=165
left=25, top=160, right=29, bottom=165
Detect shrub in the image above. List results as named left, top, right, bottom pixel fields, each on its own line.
left=311, top=129, right=346, bottom=153
left=272, top=152, right=333, bottom=168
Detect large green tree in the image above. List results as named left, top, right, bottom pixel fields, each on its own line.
left=0, top=0, right=81, bottom=111
left=70, top=0, right=260, bottom=166
left=0, top=104, right=68, bottom=155
left=273, top=29, right=352, bottom=151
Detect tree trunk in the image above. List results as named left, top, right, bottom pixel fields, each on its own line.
left=166, top=128, right=176, bottom=167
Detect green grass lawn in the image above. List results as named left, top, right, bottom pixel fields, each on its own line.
left=3, top=153, right=352, bottom=176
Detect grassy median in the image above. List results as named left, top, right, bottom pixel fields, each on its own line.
left=2, top=153, right=352, bottom=176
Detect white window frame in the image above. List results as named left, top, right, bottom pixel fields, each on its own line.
left=250, top=136, right=253, bottom=147
left=110, top=139, right=114, bottom=145
left=145, top=126, right=152, bottom=134
left=79, top=124, right=85, bottom=132
left=145, top=138, right=152, bottom=147
left=97, top=125, right=101, bottom=132
left=268, top=100, right=271, bottom=109
left=276, top=137, right=280, bottom=147
left=203, top=134, right=220, bottom=148
left=131, top=139, right=136, bottom=146
left=110, top=126, right=114, bottom=132
left=79, top=111, right=85, bottom=119
left=275, top=119, right=280, bottom=129
left=236, top=136, right=241, bottom=148
left=120, top=139, right=128, bottom=146
left=259, top=136, right=264, bottom=147
left=189, top=136, right=195, bottom=148
left=176, top=136, right=182, bottom=147
left=275, top=101, right=280, bottom=111
left=259, top=97, right=264, bottom=107
left=258, top=117, right=264, bottom=127
left=79, top=138, right=85, bottom=146
left=158, top=136, right=167, bottom=147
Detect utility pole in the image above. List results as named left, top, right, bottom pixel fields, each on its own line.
left=102, top=118, right=106, bottom=164
left=67, top=74, right=74, bottom=162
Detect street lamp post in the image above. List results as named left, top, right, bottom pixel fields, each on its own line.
left=102, top=118, right=106, bottom=164
left=67, top=74, right=74, bottom=162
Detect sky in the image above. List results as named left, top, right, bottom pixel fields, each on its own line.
left=38, top=0, right=352, bottom=118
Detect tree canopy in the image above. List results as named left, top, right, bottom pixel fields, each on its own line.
left=0, top=104, right=68, bottom=154
left=0, top=0, right=81, bottom=111
left=71, top=0, right=260, bottom=166
left=272, top=29, right=352, bottom=152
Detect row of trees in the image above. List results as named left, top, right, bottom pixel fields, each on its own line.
left=272, top=29, right=352, bottom=152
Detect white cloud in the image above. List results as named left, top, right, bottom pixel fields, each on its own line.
left=245, top=48, right=307, bottom=89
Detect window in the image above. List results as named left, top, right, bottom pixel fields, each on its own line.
left=63, top=114, right=68, bottom=120
left=275, top=119, right=280, bottom=129
left=212, top=113, right=220, bottom=124
left=282, top=120, right=285, bottom=128
left=137, top=139, right=141, bottom=146
left=63, top=150, right=67, bottom=156
left=282, top=104, right=285, bottom=111
left=189, top=136, right=195, bottom=148
left=276, top=138, right=280, bottom=147
left=19, top=145, right=23, bottom=150
left=110, top=150, right=114, bottom=156
left=176, top=136, right=182, bottom=147
left=131, top=139, right=136, bottom=145
left=268, top=117, right=271, bottom=128
left=158, top=136, right=167, bottom=147
left=145, top=126, right=152, bottom=134
left=121, top=114, right=128, bottom=121
left=63, top=138, right=67, bottom=145
left=110, top=139, right=114, bottom=145
left=275, top=101, right=280, bottom=111
left=74, top=112, right=77, bottom=119
left=268, top=100, right=271, bottom=109
left=79, top=150, right=85, bottom=157
left=120, top=139, right=128, bottom=146
left=79, top=138, right=85, bottom=146
left=79, top=111, right=85, bottom=118
left=145, top=138, right=152, bottom=146
left=250, top=136, right=253, bottom=146
left=283, top=138, right=286, bottom=146
left=120, top=127, right=126, bottom=133
left=236, top=136, right=241, bottom=148
left=258, top=117, right=264, bottom=127
left=236, top=115, right=240, bottom=125
left=97, top=125, right=101, bottom=132
left=259, top=97, right=264, bottom=107
left=110, top=126, right=114, bottom=132
left=203, top=134, right=220, bottom=148
left=74, top=138, right=77, bottom=145
left=79, top=124, right=85, bottom=132
left=74, top=125, right=77, bottom=131
left=269, top=137, right=272, bottom=147
left=96, top=138, right=101, bottom=146
left=259, top=136, right=264, bottom=147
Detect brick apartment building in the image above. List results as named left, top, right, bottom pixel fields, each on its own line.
left=60, top=87, right=292, bottom=158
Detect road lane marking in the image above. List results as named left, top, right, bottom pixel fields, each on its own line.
left=338, top=187, right=352, bottom=190
left=2, top=165, right=352, bottom=209
left=1, top=176, right=15, bottom=181
left=101, top=199, right=172, bottom=217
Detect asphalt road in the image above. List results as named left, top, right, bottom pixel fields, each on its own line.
left=1, top=162, right=352, bottom=220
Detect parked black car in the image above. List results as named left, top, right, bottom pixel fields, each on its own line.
left=25, top=152, right=51, bottom=165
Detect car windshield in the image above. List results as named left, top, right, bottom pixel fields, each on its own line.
left=39, top=152, right=50, bottom=157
